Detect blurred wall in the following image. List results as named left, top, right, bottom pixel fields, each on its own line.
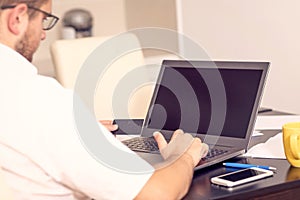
left=179, top=0, right=300, bottom=114
left=33, top=0, right=127, bottom=77
left=33, top=0, right=177, bottom=77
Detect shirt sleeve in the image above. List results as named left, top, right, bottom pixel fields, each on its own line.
left=23, top=76, right=155, bottom=199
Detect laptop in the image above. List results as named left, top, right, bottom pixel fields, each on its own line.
left=122, top=60, right=270, bottom=170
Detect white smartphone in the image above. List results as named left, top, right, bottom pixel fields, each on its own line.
left=211, top=167, right=274, bottom=187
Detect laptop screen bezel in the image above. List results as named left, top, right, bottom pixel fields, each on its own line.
left=141, top=60, right=269, bottom=150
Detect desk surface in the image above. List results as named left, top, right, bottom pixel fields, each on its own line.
left=185, top=155, right=299, bottom=200
left=184, top=110, right=300, bottom=200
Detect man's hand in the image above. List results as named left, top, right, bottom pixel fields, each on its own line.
left=153, top=129, right=208, bottom=167
left=135, top=129, right=209, bottom=200
left=99, top=120, right=118, bottom=132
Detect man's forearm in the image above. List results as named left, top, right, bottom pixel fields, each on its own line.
left=135, top=153, right=195, bottom=200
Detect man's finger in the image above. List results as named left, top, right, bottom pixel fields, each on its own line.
left=170, top=129, right=184, bottom=142
left=105, top=124, right=118, bottom=132
left=99, top=120, right=114, bottom=125
left=153, top=132, right=168, bottom=150
left=200, top=143, right=209, bottom=158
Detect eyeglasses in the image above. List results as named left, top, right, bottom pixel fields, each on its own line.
left=1, top=4, right=59, bottom=30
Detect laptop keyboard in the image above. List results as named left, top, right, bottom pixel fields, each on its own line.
left=122, top=137, right=160, bottom=153
left=202, top=148, right=228, bottom=161
left=122, top=137, right=229, bottom=160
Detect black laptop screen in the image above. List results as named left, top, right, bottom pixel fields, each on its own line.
left=146, top=66, right=263, bottom=139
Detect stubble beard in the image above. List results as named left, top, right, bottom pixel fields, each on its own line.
left=15, top=30, right=37, bottom=62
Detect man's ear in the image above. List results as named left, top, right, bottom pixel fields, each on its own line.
left=7, top=4, right=29, bottom=35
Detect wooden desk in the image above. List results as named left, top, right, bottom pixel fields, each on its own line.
left=185, top=111, right=300, bottom=200
left=185, top=155, right=300, bottom=200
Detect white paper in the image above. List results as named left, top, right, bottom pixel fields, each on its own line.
left=254, top=115, right=300, bottom=130
left=252, top=130, right=263, bottom=137
left=243, top=132, right=286, bottom=159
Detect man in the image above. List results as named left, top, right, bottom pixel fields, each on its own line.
left=0, top=0, right=209, bottom=199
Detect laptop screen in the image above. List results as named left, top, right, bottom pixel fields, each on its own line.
left=144, top=61, right=265, bottom=139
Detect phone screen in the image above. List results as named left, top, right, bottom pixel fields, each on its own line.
left=220, top=168, right=265, bottom=182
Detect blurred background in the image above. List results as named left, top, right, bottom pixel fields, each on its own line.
left=34, top=0, right=300, bottom=114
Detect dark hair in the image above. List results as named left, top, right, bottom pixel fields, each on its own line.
left=0, top=0, right=49, bottom=18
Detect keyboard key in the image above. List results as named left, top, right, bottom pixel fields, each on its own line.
left=122, top=137, right=160, bottom=153
left=202, top=148, right=228, bottom=161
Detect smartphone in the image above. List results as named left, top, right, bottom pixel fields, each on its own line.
left=211, top=167, right=274, bottom=187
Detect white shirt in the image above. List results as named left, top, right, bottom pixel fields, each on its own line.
left=0, top=44, right=154, bottom=200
